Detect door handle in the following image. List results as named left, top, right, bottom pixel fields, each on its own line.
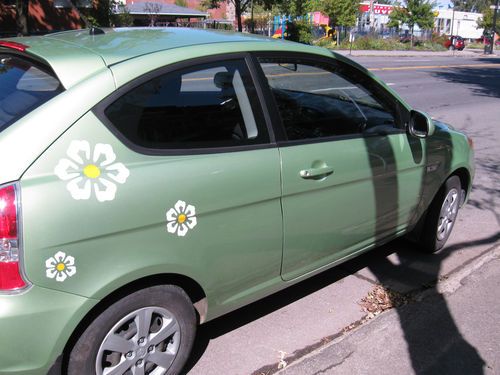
left=299, top=166, right=334, bottom=179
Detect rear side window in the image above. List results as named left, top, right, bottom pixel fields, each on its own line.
left=0, top=54, right=63, bottom=132
left=104, top=59, right=269, bottom=150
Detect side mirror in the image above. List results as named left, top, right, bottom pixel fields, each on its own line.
left=408, top=110, right=435, bottom=138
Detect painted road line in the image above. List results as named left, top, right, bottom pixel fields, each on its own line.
left=394, top=59, right=432, bottom=62
left=368, top=63, right=500, bottom=71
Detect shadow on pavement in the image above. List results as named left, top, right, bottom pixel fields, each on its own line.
left=431, top=59, right=500, bottom=99
left=361, top=123, right=486, bottom=374
left=183, top=256, right=352, bottom=373
left=364, top=239, right=492, bottom=375
left=467, top=158, right=500, bottom=226
left=183, top=229, right=498, bottom=374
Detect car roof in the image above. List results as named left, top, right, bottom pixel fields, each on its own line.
left=2, top=28, right=332, bottom=88
left=42, top=27, right=278, bottom=65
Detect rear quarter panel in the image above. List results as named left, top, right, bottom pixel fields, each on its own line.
left=20, top=110, right=283, bottom=321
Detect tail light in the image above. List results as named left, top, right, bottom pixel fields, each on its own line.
left=0, top=183, right=28, bottom=291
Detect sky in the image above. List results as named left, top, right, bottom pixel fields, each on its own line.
left=435, top=0, right=454, bottom=9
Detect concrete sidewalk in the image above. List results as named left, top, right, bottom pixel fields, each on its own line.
left=334, top=48, right=500, bottom=57
left=278, top=244, right=500, bottom=375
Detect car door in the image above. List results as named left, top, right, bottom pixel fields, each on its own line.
left=254, top=54, right=425, bottom=281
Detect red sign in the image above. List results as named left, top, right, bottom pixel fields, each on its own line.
left=359, top=3, right=394, bottom=15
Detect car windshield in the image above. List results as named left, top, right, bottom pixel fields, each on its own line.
left=0, top=54, right=63, bottom=132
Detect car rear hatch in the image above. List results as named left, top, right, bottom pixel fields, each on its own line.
left=0, top=43, right=64, bottom=134
left=0, top=37, right=109, bottom=183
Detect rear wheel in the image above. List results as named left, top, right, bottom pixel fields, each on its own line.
left=419, top=175, right=462, bottom=253
left=67, top=285, right=196, bottom=375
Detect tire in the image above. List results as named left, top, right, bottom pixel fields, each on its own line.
left=419, top=175, right=462, bottom=253
left=67, top=285, right=196, bottom=375
left=448, top=45, right=455, bottom=51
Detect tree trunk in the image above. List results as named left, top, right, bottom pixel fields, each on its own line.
left=410, top=25, right=414, bottom=49
left=16, top=0, right=29, bottom=36
left=235, top=0, right=242, bottom=32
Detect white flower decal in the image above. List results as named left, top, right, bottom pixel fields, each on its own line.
left=54, top=140, right=130, bottom=202
left=45, top=251, right=76, bottom=282
left=166, top=200, right=197, bottom=237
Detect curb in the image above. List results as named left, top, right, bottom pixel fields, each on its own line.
left=333, top=49, right=500, bottom=58
left=256, top=241, right=500, bottom=375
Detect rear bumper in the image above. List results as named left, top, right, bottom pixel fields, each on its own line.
left=0, top=285, right=97, bottom=374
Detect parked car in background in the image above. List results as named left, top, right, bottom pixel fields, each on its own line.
left=444, top=35, right=465, bottom=50
left=478, top=35, right=500, bottom=46
left=0, top=28, right=474, bottom=375
left=399, top=33, right=412, bottom=43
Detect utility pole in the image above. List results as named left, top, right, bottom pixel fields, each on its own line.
left=450, top=4, right=455, bottom=36
left=250, top=0, right=254, bottom=33
left=491, top=0, right=499, bottom=54
left=369, top=0, right=374, bottom=32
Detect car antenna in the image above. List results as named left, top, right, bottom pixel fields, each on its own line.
left=89, top=27, right=105, bottom=35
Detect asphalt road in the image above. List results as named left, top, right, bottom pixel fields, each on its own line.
left=186, top=55, right=500, bottom=375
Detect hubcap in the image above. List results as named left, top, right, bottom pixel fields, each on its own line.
left=436, top=188, right=459, bottom=241
left=96, top=306, right=180, bottom=375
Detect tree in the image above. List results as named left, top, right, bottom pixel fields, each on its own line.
left=112, top=4, right=134, bottom=27
left=315, top=0, right=358, bottom=28
left=451, top=0, right=490, bottom=12
left=477, top=7, right=500, bottom=31
left=388, top=0, right=435, bottom=46
left=71, top=0, right=115, bottom=27
left=271, top=0, right=312, bottom=17
left=175, top=0, right=188, bottom=7
left=15, top=0, right=29, bottom=36
left=202, top=0, right=252, bottom=32
left=143, top=2, right=161, bottom=26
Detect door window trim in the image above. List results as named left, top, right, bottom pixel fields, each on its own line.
left=93, top=53, right=277, bottom=156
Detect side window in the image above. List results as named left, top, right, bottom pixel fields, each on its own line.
left=258, top=58, right=399, bottom=141
left=105, top=59, right=268, bottom=150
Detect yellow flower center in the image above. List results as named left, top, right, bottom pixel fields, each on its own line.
left=83, top=164, right=101, bottom=179
left=177, top=214, right=187, bottom=224
left=56, top=263, right=66, bottom=272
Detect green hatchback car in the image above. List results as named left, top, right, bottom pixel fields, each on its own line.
left=0, top=28, right=473, bottom=374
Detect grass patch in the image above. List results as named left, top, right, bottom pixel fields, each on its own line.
left=315, top=36, right=446, bottom=51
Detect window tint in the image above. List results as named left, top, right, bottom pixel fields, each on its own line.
left=105, top=59, right=268, bottom=150
left=0, top=55, right=63, bottom=132
left=258, top=58, right=398, bottom=141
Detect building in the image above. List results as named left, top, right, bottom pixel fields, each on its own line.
left=359, top=2, right=394, bottom=30
left=0, top=0, right=84, bottom=37
left=434, top=9, right=483, bottom=39
left=125, top=0, right=233, bottom=26
left=357, top=2, right=484, bottom=39
left=124, top=2, right=208, bottom=26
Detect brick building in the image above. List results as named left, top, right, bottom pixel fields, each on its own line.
left=0, top=0, right=84, bottom=37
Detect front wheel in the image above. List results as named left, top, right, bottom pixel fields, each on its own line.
left=419, top=175, right=462, bottom=253
left=67, top=285, right=196, bottom=375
